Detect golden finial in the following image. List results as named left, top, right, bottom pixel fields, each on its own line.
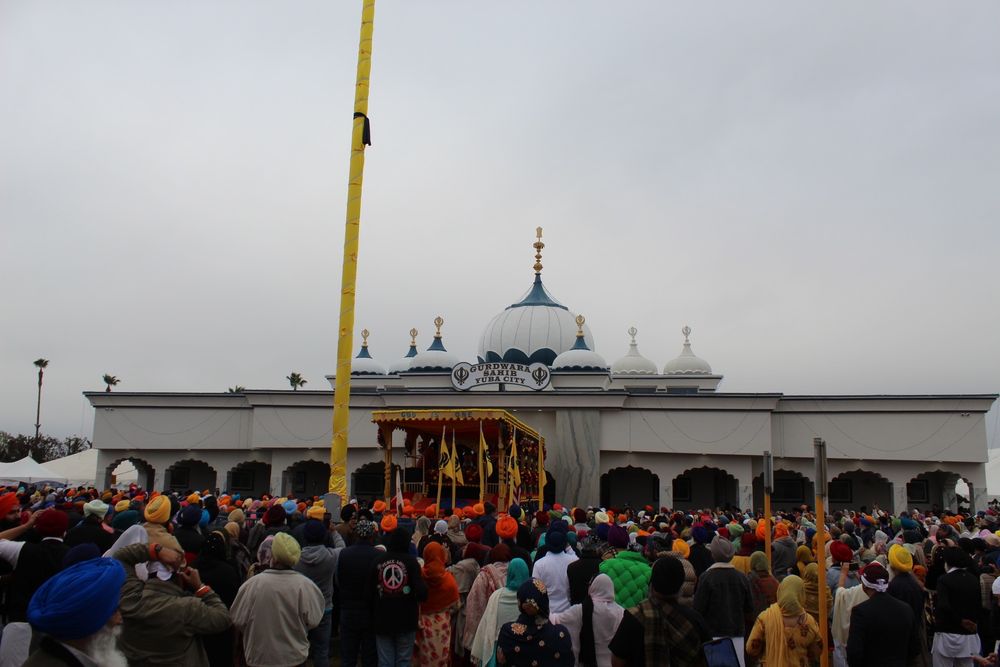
left=628, top=326, right=638, bottom=344
left=361, top=328, right=370, bottom=347
left=533, top=227, right=545, bottom=274
left=682, top=325, right=692, bottom=343
left=575, top=314, right=586, bottom=337
left=434, top=316, right=444, bottom=338
left=409, top=328, right=418, bottom=345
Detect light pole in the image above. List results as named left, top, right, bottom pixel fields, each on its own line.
left=33, top=358, right=49, bottom=445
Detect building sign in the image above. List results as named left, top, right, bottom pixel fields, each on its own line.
left=451, top=362, right=551, bottom=391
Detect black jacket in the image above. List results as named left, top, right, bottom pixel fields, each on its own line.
left=934, top=568, right=982, bottom=635
left=337, top=542, right=379, bottom=626
left=8, top=539, right=70, bottom=622
left=888, top=571, right=927, bottom=644
left=372, top=549, right=428, bottom=635
left=847, top=592, right=916, bottom=667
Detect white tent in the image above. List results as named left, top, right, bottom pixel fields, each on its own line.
left=43, top=449, right=100, bottom=488
left=986, top=448, right=1000, bottom=496
left=0, top=456, right=68, bottom=485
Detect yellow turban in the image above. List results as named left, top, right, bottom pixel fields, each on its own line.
left=672, top=539, right=691, bottom=558
left=186, top=493, right=201, bottom=505
left=228, top=508, right=245, bottom=526
left=307, top=505, right=325, bottom=520
left=114, top=500, right=131, bottom=513
left=888, top=544, right=913, bottom=573
left=224, top=522, right=240, bottom=541
left=144, top=495, right=172, bottom=524
left=272, top=532, right=301, bottom=567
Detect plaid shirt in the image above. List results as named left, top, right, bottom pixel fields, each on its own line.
left=630, top=597, right=706, bottom=667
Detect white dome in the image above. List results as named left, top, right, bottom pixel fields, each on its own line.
left=351, top=330, right=386, bottom=375
left=408, top=317, right=460, bottom=373
left=664, top=326, right=713, bottom=375
left=611, top=327, right=658, bottom=375
left=388, top=329, right=420, bottom=374
left=479, top=228, right=594, bottom=365
left=551, top=315, right=608, bottom=371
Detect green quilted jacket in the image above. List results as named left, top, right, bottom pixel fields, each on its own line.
left=599, top=550, right=652, bottom=608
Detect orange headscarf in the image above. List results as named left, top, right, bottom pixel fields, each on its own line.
left=774, top=523, right=789, bottom=539
left=421, top=542, right=459, bottom=613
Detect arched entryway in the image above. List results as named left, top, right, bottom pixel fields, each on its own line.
left=828, top=470, right=892, bottom=513
left=227, top=461, right=271, bottom=497
left=752, top=469, right=815, bottom=512
left=283, top=460, right=330, bottom=499
left=601, top=466, right=659, bottom=510
left=907, top=470, right=975, bottom=513
left=351, top=461, right=403, bottom=504
left=104, top=457, right=155, bottom=490
left=673, top=467, right=738, bottom=511
left=165, top=459, right=216, bottom=494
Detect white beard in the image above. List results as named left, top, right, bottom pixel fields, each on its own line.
left=83, top=624, right=129, bottom=667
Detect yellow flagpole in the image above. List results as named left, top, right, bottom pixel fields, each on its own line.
left=329, top=0, right=377, bottom=499
left=436, top=426, right=445, bottom=512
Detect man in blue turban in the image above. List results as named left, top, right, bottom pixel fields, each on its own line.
left=25, top=557, right=128, bottom=667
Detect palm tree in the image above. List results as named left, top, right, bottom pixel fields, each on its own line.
left=33, top=359, right=49, bottom=443
left=103, top=374, right=120, bottom=392
left=227, top=386, right=246, bottom=393
left=286, top=372, right=307, bottom=391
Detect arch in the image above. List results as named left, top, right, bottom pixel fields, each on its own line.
left=351, top=461, right=403, bottom=503
left=907, top=470, right=976, bottom=513
left=828, top=469, right=892, bottom=513
left=104, top=456, right=155, bottom=491
left=601, top=466, right=659, bottom=510
left=282, top=459, right=331, bottom=499
left=751, top=469, right=815, bottom=512
left=672, top=466, right=738, bottom=511
left=227, top=460, right=271, bottom=497
left=543, top=470, right=556, bottom=508
left=165, top=459, right=217, bottom=494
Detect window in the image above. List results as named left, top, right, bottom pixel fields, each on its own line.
left=168, top=467, right=190, bottom=489
left=829, top=479, right=852, bottom=504
left=907, top=480, right=929, bottom=504
left=773, top=478, right=805, bottom=503
left=673, top=478, right=692, bottom=502
left=231, top=469, right=254, bottom=491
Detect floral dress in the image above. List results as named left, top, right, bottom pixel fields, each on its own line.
left=746, top=607, right=823, bottom=666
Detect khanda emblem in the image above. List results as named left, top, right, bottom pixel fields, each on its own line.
left=439, top=448, right=451, bottom=469
left=531, top=366, right=548, bottom=386
left=453, top=366, right=470, bottom=386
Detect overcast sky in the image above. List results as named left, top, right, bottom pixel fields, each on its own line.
left=2, top=2, right=998, bottom=448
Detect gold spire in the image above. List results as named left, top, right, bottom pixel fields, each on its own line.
left=575, top=314, right=586, bottom=337
left=409, top=328, right=418, bottom=345
left=361, top=328, right=370, bottom=347
left=533, top=227, right=545, bottom=274
left=682, top=325, right=692, bottom=343
left=434, top=316, right=444, bottom=338
left=628, top=326, right=638, bottom=344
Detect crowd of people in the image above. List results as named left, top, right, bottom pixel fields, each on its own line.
left=1, top=482, right=1000, bottom=667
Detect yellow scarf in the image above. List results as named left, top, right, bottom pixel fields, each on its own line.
left=761, top=576, right=805, bottom=664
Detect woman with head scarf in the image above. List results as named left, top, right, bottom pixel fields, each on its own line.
left=470, top=558, right=530, bottom=667
left=802, top=562, right=832, bottom=625
left=746, top=575, right=823, bottom=665
left=496, top=578, right=574, bottom=666
left=795, top=545, right=815, bottom=577
left=414, top=542, right=460, bottom=667
left=446, top=514, right=468, bottom=563
left=548, top=573, right=624, bottom=667
left=246, top=534, right=274, bottom=578
left=748, top=551, right=780, bottom=618
left=462, top=544, right=513, bottom=650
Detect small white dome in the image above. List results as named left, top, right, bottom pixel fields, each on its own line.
left=611, top=327, right=658, bottom=375
left=664, top=326, right=713, bottom=375
left=388, top=329, right=420, bottom=374
left=408, top=317, right=460, bottom=373
left=351, top=330, right=386, bottom=375
left=552, top=315, right=608, bottom=371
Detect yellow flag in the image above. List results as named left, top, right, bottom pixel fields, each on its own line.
left=439, top=427, right=453, bottom=480
left=507, top=436, right=520, bottom=488
left=452, top=429, right=464, bottom=485
left=480, top=424, right=493, bottom=478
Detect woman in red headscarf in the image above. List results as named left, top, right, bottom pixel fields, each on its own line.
left=414, top=542, right=459, bottom=667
